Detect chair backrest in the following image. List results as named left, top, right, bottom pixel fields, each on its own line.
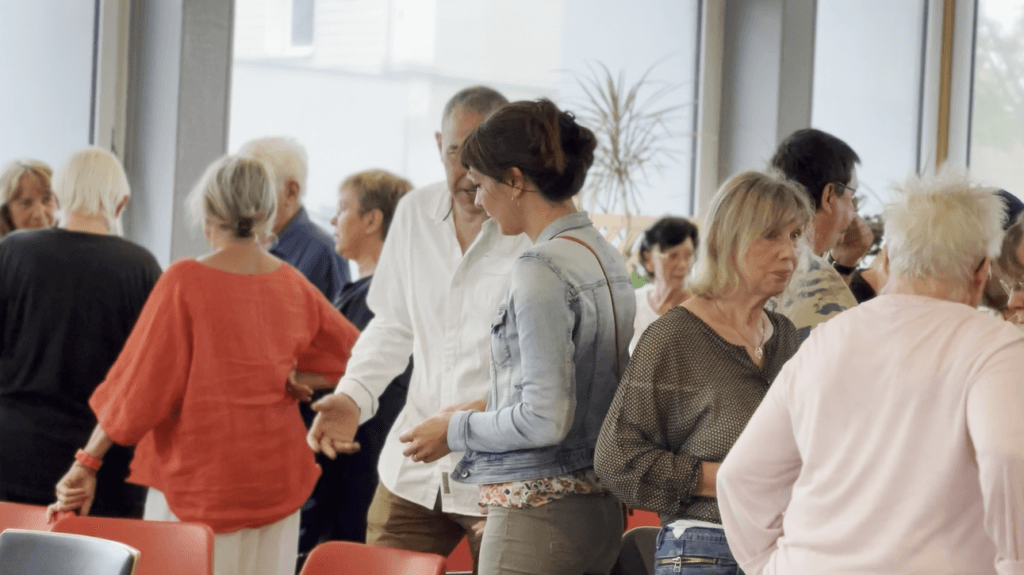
left=0, top=501, right=52, bottom=532
left=610, top=526, right=659, bottom=575
left=0, top=528, right=139, bottom=575
left=301, top=541, right=446, bottom=575
left=51, top=515, right=213, bottom=575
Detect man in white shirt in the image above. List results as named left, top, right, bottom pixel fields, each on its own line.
left=717, top=169, right=1024, bottom=575
left=307, top=86, right=530, bottom=572
left=767, top=129, right=870, bottom=341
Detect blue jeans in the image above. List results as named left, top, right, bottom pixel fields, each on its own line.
left=654, top=526, right=742, bottom=575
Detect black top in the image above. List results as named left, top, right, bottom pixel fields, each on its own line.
left=849, top=269, right=878, bottom=303
left=595, top=306, right=799, bottom=525
left=0, top=228, right=161, bottom=515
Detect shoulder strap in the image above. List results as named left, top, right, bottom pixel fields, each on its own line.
left=557, top=235, right=623, bottom=378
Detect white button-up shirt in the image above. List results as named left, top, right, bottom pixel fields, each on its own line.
left=336, top=181, right=531, bottom=516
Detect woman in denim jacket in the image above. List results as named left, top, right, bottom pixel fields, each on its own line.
left=399, top=99, right=635, bottom=575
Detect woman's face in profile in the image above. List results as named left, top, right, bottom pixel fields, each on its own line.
left=470, top=169, right=521, bottom=236
left=8, top=172, right=57, bottom=231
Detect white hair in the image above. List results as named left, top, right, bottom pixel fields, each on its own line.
left=52, top=147, right=130, bottom=230
left=236, top=136, right=307, bottom=199
left=883, top=168, right=1003, bottom=285
left=186, top=155, right=277, bottom=240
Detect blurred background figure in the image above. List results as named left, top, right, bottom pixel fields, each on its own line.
left=982, top=212, right=1024, bottom=326
left=718, top=169, right=1024, bottom=575
left=0, top=158, right=57, bottom=238
left=297, top=169, right=414, bottom=564
left=631, top=216, right=699, bottom=352
left=48, top=155, right=359, bottom=575
left=238, top=136, right=350, bottom=300
left=597, top=170, right=808, bottom=574
left=769, top=129, right=868, bottom=341
left=0, top=147, right=159, bottom=517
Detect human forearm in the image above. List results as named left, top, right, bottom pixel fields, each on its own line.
left=335, top=314, right=414, bottom=424
left=447, top=399, right=573, bottom=454
left=81, top=425, right=115, bottom=462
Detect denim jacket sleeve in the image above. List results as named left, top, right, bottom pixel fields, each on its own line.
left=448, top=255, right=577, bottom=453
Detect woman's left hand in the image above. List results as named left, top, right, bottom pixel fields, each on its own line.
left=399, top=411, right=454, bottom=463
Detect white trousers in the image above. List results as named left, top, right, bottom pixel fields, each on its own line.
left=144, top=488, right=300, bottom=575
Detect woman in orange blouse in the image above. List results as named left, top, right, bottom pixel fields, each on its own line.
left=48, top=155, right=360, bottom=575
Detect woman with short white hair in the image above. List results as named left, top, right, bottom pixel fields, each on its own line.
left=0, top=147, right=159, bottom=517
left=0, top=158, right=57, bottom=237
left=595, top=170, right=810, bottom=572
left=49, top=155, right=360, bottom=575
left=718, top=169, right=1024, bottom=575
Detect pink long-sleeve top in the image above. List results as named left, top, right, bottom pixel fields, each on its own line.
left=718, top=294, right=1024, bottom=575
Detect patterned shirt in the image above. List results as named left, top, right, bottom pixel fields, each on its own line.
left=478, top=469, right=608, bottom=509
left=767, top=245, right=857, bottom=342
left=594, top=307, right=799, bottom=526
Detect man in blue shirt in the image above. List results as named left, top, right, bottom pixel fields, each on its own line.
left=239, top=136, right=349, bottom=300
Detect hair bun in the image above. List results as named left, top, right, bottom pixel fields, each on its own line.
left=237, top=217, right=253, bottom=237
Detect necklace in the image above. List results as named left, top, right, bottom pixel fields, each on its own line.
left=714, top=302, right=768, bottom=361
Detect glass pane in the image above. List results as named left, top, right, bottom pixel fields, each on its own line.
left=812, top=0, right=926, bottom=217
left=970, top=0, right=1024, bottom=199
left=0, top=1, right=96, bottom=169
left=229, top=0, right=701, bottom=240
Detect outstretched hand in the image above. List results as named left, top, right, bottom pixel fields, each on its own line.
left=46, top=463, right=97, bottom=522
left=307, top=393, right=362, bottom=458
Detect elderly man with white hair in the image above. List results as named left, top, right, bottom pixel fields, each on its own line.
left=239, top=136, right=349, bottom=301
left=717, top=169, right=1024, bottom=575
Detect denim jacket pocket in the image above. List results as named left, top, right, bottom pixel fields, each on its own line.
left=490, top=306, right=512, bottom=369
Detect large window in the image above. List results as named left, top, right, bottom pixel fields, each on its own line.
left=970, top=0, right=1024, bottom=196
left=0, top=2, right=98, bottom=170
left=811, top=0, right=928, bottom=216
left=229, top=0, right=702, bottom=236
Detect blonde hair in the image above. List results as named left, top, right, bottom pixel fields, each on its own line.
left=187, top=155, right=277, bottom=239
left=52, top=147, right=129, bottom=230
left=0, top=158, right=53, bottom=236
left=689, top=170, right=813, bottom=298
left=884, top=168, right=1003, bottom=285
left=341, top=169, right=413, bottom=240
left=237, top=137, right=307, bottom=199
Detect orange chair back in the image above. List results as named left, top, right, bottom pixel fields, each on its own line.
left=52, top=514, right=214, bottom=575
left=301, top=541, right=446, bottom=575
left=0, top=501, right=52, bottom=532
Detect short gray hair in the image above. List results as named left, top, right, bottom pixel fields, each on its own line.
left=340, top=169, right=413, bottom=240
left=186, top=155, right=277, bottom=240
left=237, top=136, right=308, bottom=199
left=884, top=169, right=1003, bottom=285
left=442, top=86, right=508, bottom=123
left=689, top=170, right=813, bottom=298
left=52, top=147, right=130, bottom=228
left=0, top=158, right=53, bottom=236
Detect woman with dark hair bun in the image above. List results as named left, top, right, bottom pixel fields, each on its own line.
left=633, top=217, right=699, bottom=351
left=398, top=99, right=636, bottom=575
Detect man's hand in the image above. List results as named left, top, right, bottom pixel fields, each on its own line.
left=830, top=215, right=872, bottom=269
left=307, top=393, right=362, bottom=458
left=399, top=410, right=454, bottom=464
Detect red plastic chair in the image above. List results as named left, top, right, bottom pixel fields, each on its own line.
left=51, top=514, right=214, bottom=575
left=446, top=537, right=473, bottom=573
left=0, top=501, right=53, bottom=532
left=301, top=541, right=446, bottom=575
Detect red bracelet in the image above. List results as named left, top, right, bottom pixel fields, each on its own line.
left=74, top=449, right=102, bottom=472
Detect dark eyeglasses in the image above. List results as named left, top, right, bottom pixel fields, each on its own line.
left=833, top=182, right=860, bottom=210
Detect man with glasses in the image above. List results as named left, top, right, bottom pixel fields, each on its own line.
left=768, top=128, right=870, bottom=342
left=982, top=204, right=1024, bottom=327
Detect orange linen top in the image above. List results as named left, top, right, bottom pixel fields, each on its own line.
left=90, top=259, right=360, bottom=533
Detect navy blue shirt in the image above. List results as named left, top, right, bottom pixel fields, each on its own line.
left=270, top=207, right=349, bottom=301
